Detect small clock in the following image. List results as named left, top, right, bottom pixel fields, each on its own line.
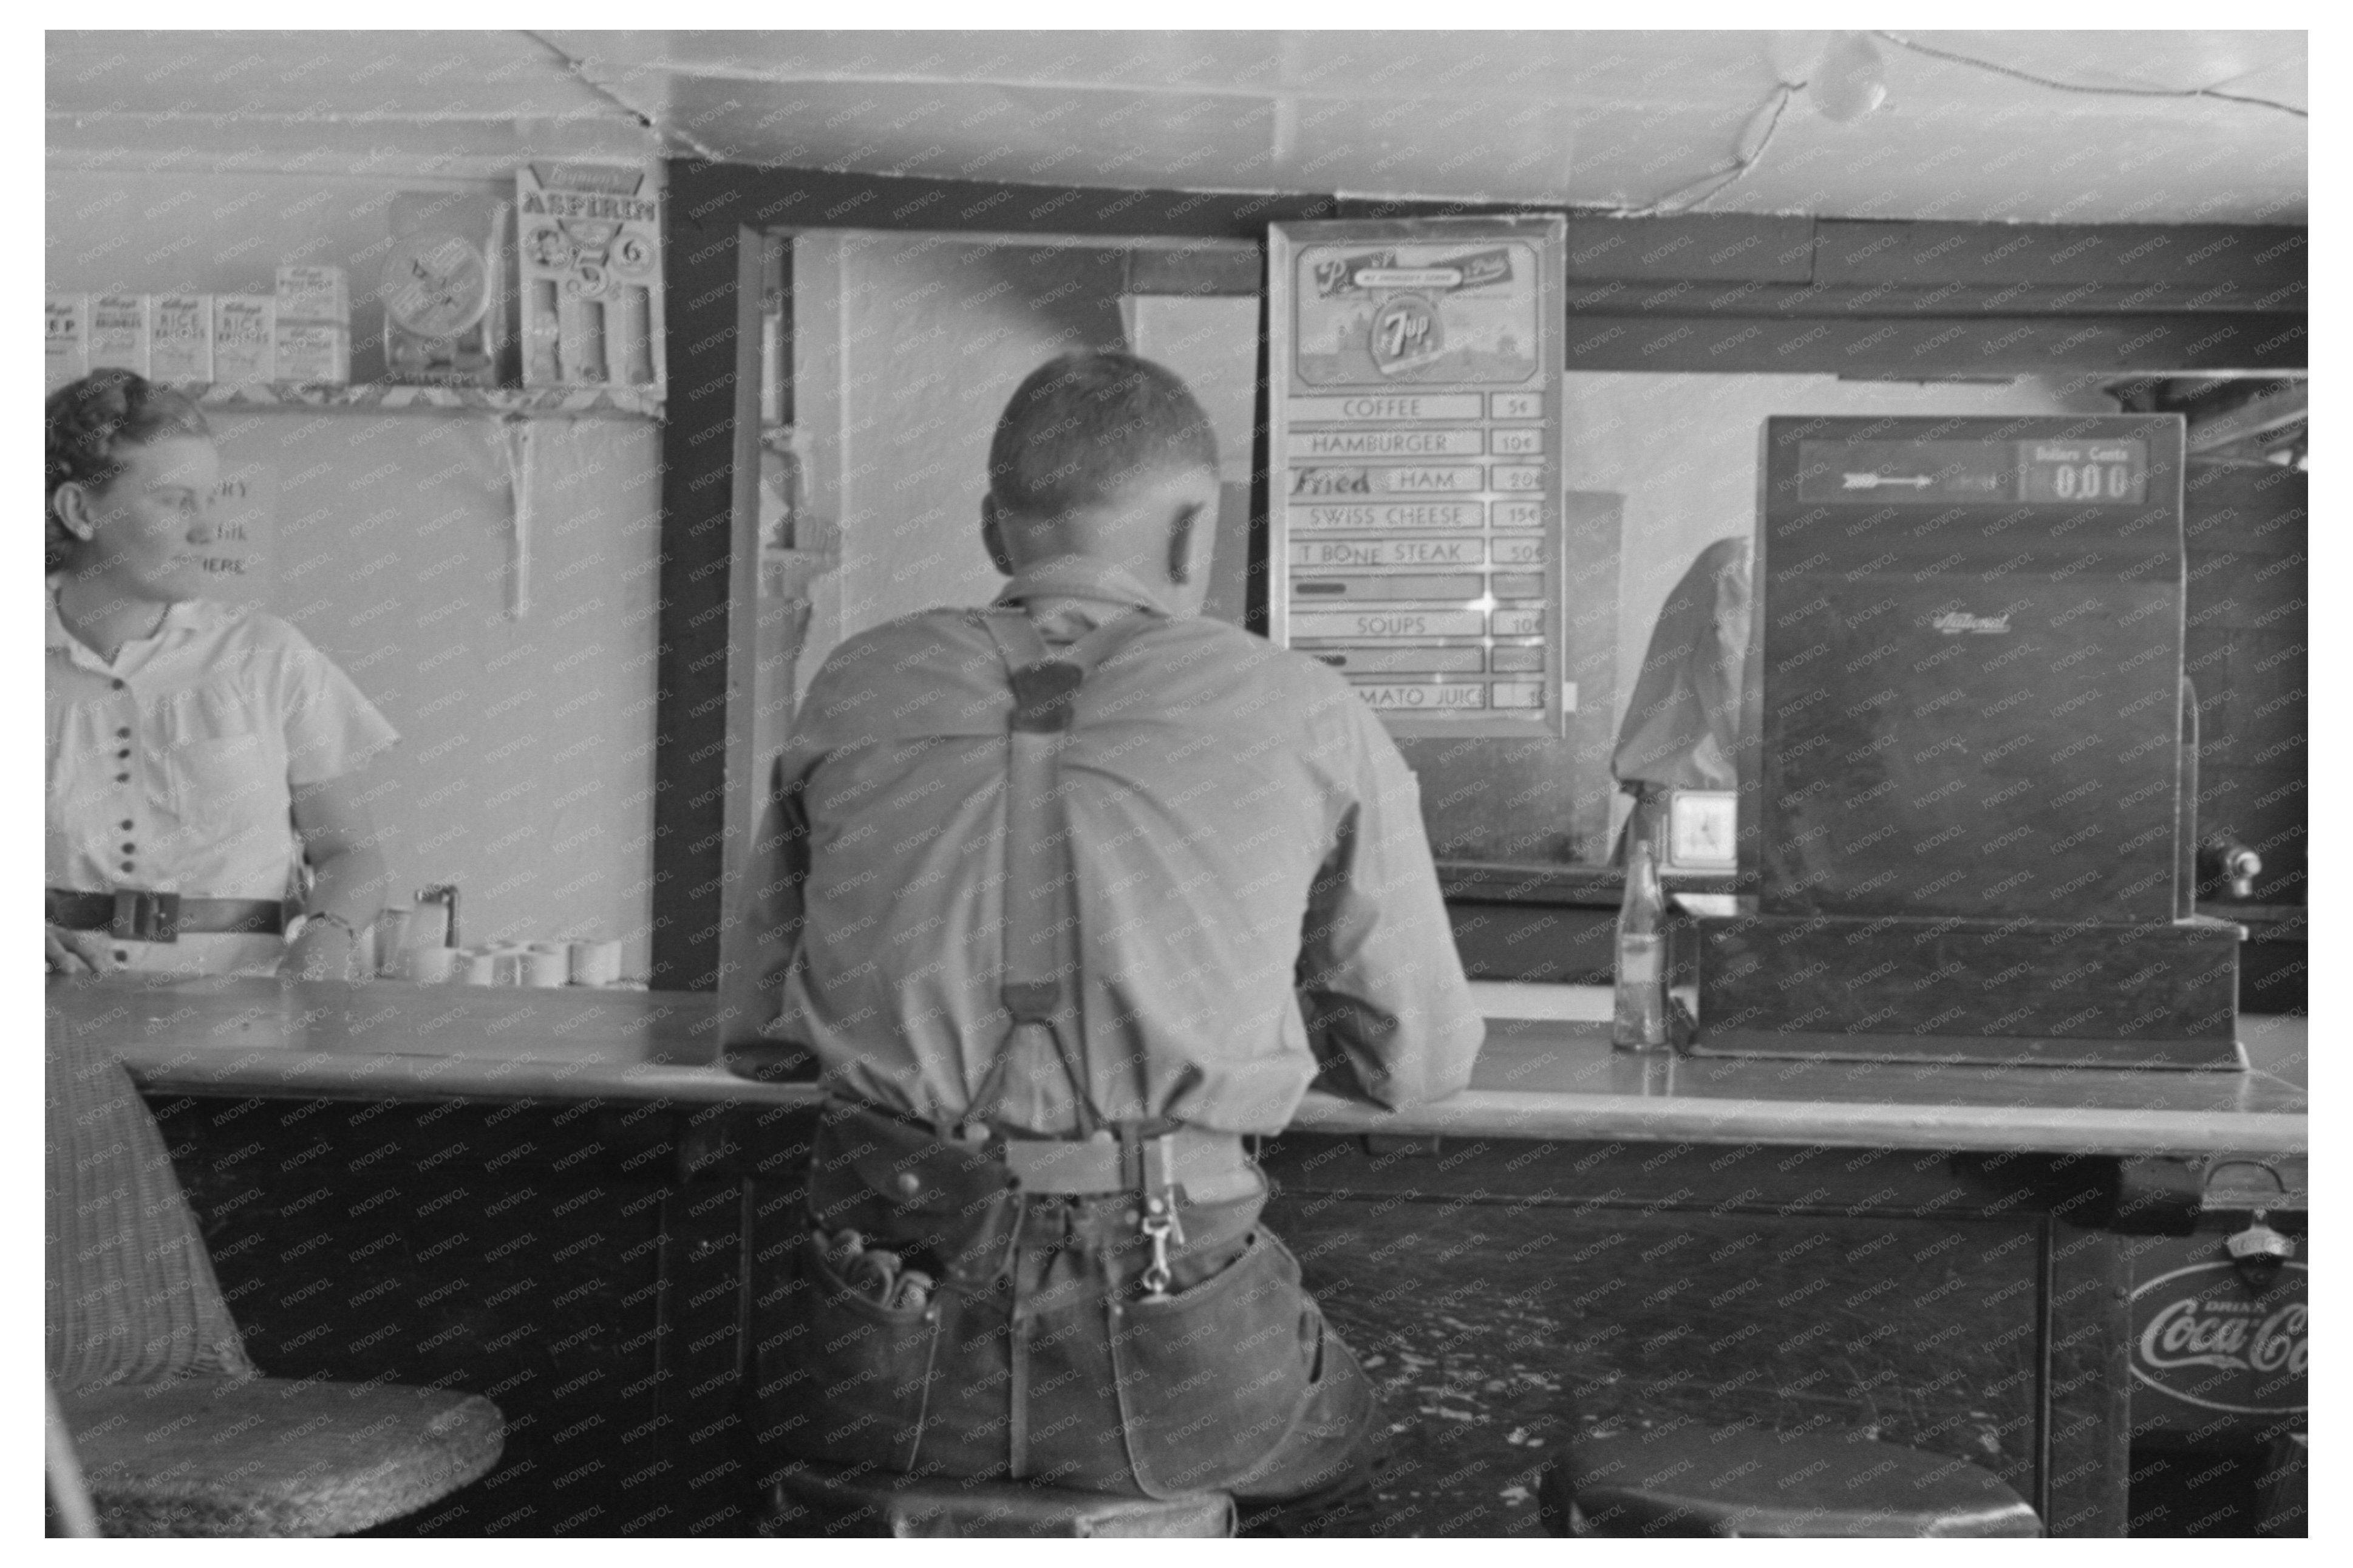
left=381, top=230, right=491, bottom=340
left=1665, top=789, right=1738, bottom=873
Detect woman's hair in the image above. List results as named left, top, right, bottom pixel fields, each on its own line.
left=46, top=370, right=211, bottom=573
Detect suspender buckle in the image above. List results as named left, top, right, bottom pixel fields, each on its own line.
left=1001, top=981, right=1061, bottom=1025
left=1007, top=661, right=1084, bottom=732
left=109, top=890, right=181, bottom=943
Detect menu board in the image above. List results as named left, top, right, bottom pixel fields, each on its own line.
left=1268, top=217, right=1567, bottom=736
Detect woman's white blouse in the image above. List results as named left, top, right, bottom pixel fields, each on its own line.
left=46, top=590, right=397, bottom=975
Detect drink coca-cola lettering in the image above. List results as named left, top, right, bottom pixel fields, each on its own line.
left=2140, top=1297, right=2307, bottom=1376
left=2128, top=1259, right=2306, bottom=1417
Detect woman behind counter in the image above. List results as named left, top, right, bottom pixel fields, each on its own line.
left=45, top=370, right=397, bottom=979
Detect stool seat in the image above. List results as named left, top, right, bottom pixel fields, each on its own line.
left=58, top=1375, right=505, bottom=1537
left=768, top=1459, right=1234, bottom=1537
left=47, top=1040, right=506, bottom=1536
left=1542, top=1425, right=2040, bottom=1538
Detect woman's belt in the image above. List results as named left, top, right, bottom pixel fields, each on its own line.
left=46, top=888, right=287, bottom=943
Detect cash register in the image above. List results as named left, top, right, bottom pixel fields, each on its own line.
left=1672, top=414, right=2244, bottom=1069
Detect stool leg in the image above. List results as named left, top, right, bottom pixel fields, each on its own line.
left=1536, top=1462, right=1578, bottom=1537
left=46, top=1387, right=100, bottom=1539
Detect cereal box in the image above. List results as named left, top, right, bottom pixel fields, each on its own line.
left=149, top=294, right=214, bottom=383
left=46, top=296, right=88, bottom=391
left=274, top=319, right=349, bottom=386
left=213, top=296, right=275, bottom=384
left=274, top=265, right=349, bottom=324
left=87, top=293, right=150, bottom=377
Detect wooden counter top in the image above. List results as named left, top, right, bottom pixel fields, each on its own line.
left=58, top=975, right=2306, bottom=1158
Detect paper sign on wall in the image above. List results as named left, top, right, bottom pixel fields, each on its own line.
left=1268, top=217, right=1568, bottom=737
left=196, top=463, right=275, bottom=605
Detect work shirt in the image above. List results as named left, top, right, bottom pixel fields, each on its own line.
left=45, top=588, right=398, bottom=976
left=738, top=556, right=1484, bottom=1136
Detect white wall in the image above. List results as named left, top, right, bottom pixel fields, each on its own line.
left=49, top=170, right=662, bottom=970
left=825, top=236, right=1129, bottom=651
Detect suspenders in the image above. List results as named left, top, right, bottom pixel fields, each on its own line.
left=964, top=605, right=1170, bottom=1481
left=963, top=605, right=1156, bottom=1139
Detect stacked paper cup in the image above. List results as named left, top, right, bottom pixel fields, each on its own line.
left=568, top=938, right=624, bottom=986
left=372, top=902, right=629, bottom=987
left=406, top=946, right=457, bottom=983
left=385, top=933, right=630, bottom=987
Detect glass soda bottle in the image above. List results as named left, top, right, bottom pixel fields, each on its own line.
left=1612, top=830, right=1669, bottom=1051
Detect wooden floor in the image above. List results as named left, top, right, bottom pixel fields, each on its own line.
left=1290, top=1273, right=1573, bottom=1535
left=1252, top=1136, right=2088, bottom=1536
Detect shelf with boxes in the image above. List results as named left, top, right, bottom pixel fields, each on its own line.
left=51, top=165, right=670, bottom=420
left=178, top=381, right=661, bottom=421
left=50, top=271, right=660, bottom=423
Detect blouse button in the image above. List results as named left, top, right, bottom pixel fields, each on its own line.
left=112, top=949, right=129, bottom=963
left=119, top=820, right=133, bottom=831
left=119, top=861, right=135, bottom=873
left=114, top=774, right=130, bottom=784
left=111, top=679, right=126, bottom=692
left=115, top=727, right=131, bottom=739
left=121, top=842, right=136, bottom=854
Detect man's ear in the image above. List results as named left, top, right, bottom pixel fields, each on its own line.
left=1166, top=502, right=1204, bottom=586
left=980, top=495, right=1015, bottom=576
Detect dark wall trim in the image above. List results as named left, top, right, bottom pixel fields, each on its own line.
left=669, top=162, right=1347, bottom=242
left=654, top=164, right=2307, bottom=989
left=650, top=208, right=747, bottom=989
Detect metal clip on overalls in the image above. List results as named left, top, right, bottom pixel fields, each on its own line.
left=1136, top=1161, right=1187, bottom=1300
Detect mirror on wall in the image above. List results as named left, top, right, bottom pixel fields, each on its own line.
left=738, top=229, right=1262, bottom=788
left=727, top=231, right=2306, bottom=903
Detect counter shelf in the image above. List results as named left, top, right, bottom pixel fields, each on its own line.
left=62, top=977, right=2305, bottom=1160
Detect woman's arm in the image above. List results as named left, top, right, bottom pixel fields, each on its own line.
left=285, top=772, right=395, bottom=981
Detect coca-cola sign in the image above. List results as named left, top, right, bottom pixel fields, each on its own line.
left=2129, top=1258, right=2307, bottom=1416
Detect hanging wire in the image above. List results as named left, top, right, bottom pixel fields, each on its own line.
left=522, top=30, right=735, bottom=165
left=1623, top=81, right=1800, bottom=218
left=1874, top=30, right=2307, bottom=118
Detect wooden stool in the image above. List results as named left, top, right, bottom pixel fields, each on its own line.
left=1539, top=1425, right=2041, bottom=1538
left=767, top=1459, right=1234, bottom=1537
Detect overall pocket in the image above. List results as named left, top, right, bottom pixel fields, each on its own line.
left=821, top=1104, right=1019, bottom=1283
left=1106, top=1230, right=1319, bottom=1498
left=759, top=1229, right=944, bottom=1473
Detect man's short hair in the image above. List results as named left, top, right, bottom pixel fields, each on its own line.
left=987, top=351, right=1218, bottom=519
